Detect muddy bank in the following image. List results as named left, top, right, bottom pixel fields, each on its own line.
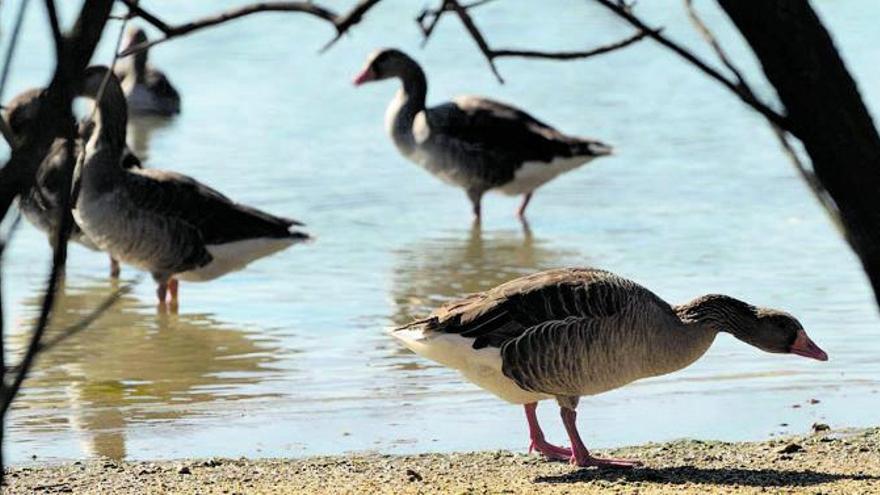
left=5, top=428, right=880, bottom=494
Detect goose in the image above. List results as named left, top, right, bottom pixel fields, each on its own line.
left=353, top=48, right=612, bottom=220
left=392, top=267, right=828, bottom=468
left=115, top=26, right=181, bottom=116
left=3, top=88, right=142, bottom=277
left=73, top=66, right=308, bottom=304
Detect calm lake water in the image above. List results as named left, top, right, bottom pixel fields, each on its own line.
left=2, top=0, right=879, bottom=463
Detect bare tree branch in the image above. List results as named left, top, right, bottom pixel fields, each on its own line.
left=319, top=0, right=383, bottom=52
left=415, top=0, right=497, bottom=48
left=592, top=0, right=791, bottom=132
left=417, top=0, right=650, bottom=84
left=118, top=0, right=384, bottom=57
left=118, top=0, right=170, bottom=32
left=0, top=0, right=116, bottom=423
left=682, top=0, right=847, bottom=239
left=491, top=30, right=653, bottom=60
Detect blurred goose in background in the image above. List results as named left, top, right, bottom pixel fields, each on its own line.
left=115, top=26, right=181, bottom=116
left=3, top=88, right=142, bottom=277
left=393, top=267, right=827, bottom=468
left=353, top=48, right=612, bottom=220
left=73, top=67, right=308, bottom=305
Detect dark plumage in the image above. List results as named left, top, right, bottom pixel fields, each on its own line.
left=394, top=267, right=827, bottom=468
left=3, top=87, right=142, bottom=276
left=73, top=66, right=308, bottom=305
left=354, top=48, right=612, bottom=219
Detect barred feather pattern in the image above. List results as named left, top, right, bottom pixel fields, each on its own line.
left=411, top=268, right=719, bottom=401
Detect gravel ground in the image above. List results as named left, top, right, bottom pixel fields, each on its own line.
left=5, top=428, right=880, bottom=494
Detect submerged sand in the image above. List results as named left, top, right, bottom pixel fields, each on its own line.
left=4, top=428, right=880, bottom=494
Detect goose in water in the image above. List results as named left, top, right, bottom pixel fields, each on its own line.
left=393, top=268, right=827, bottom=468
left=73, top=66, right=308, bottom=304
left=353, top=48, right=612, bottom=220
left=115, top=26, right=181, bottom=116
left=3, top=88, right=142, bottom=277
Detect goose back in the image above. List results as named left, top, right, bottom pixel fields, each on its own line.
left=414, top=97, right=608, bottom=194
left=395, top=268, right=716, bottom=402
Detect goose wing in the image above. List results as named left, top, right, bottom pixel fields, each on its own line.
left=404, top=268, right=660, bottom=349
left=425, top=96, right=609, bottom=164
left=126, top=168, right=306, bottom=246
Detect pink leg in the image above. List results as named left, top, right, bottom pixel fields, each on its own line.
left=109, top=257, right=120, bottom=278
left=517, top=192, right=533, bottom=218
left=560, top=407, right=642, bottom=469
left=467, top=189, right=482, bottom=222
left=156, top=281, right=168, bottom=305
left=525, top=403, right=571, bottom=461
left=168, top=278, right=179, bottom=304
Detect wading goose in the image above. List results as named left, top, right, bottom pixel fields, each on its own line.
left=393, top=267, right=828, bottom=468
left=3, top=88, right=142, bottom=277
left=73, top=66, right=308, bottom=304
left=353, top=49, right=612, bottom=220
left=115, top=26, right=181, bottom=116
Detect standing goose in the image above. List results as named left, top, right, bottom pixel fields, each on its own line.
left=393, top=267, right=828, bottom=468
left=353, top=48, right=612, bottom=220
left=3, top=88, right=142, bottom=277
left=115, top=26, right=181, bottom=116
left=73, top=66, right=308, bottom=304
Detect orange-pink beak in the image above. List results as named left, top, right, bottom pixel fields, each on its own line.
left=789, top=329, right=828, bottom=361
left=352, top=67, right=376, bottom=86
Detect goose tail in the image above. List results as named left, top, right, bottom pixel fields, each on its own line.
left=389, top=316, right=438, bottom=343
left=571, top=139, right=613, bottom=158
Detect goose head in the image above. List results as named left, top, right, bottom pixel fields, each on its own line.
left=353, top=48, right=419, bottom=86
left=678, top=295, right=828, bottom=361
left=119, top=26, right=149, bottom=76
left=3, top=88, right=43, bottom=136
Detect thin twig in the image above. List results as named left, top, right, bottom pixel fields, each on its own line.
left=446, top=0, right=505, bottom=82
left=4, top=277, right=140, bottom=376
left=87, top=3, right=133, bottom=124
left=0, top=0, right=30, bottom=101
left=592, top=0, right=791, bottom=132
left=0, top=0, right=116, bottom=417
left=415, top=0, right=497, bottom=47
left=682, top=0, right=847, bottom=239
left=491, top=29, right=653, bottom=60
left=118, top=0, right=170, bottom=33
left=119, top=0, right=383, bottom=57
left=0, top=0, right=32, bottom=148
left=418, top=0, right=650, bottom=83
left=319, top=0, right=383, bottom=52
left=2, top=0, right=77, bottom=416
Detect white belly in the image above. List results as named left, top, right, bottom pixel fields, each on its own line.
left=176, top=237, right=297, bottom=282
left=497, top=156, right=594, bottom=196
left=392, top=328, right=551, bottom=404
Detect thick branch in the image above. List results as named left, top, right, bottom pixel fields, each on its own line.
left=717, top=0, right=880, bottom=309
left=683, top=0, right=845, bottom=237
left=0, top=0, right=115, bottom=412
left=119, top=0, right=382, bottom=57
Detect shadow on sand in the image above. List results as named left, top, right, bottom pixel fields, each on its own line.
left=535, top=465, right=878, bottom=488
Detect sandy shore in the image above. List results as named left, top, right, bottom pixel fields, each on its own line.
left=5, top=428, right=880, bottom=494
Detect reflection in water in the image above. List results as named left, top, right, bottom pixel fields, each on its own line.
left=8, top=280, right=283, bottom=460
left=127, top=116, right=173, bottom=161
left=390, top=223, right=580, bottom=326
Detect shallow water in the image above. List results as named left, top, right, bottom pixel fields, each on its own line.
left=2, top=0, right=879, bottom=463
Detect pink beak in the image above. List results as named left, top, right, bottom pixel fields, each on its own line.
left=352, top=67, right=375, bottom=86
left=789, top=329, right=828, bottom=361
